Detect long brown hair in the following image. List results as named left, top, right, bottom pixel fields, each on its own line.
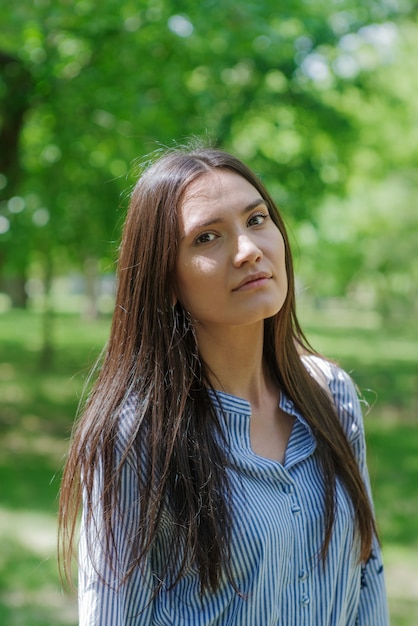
left=58, top=144, right=376, bottom=595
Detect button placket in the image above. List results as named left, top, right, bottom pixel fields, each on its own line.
left=286, top=480, right=312, bottom=613
left=298, top=565, right=311, bottom=610
left=298, top=565, right=310, bottom=609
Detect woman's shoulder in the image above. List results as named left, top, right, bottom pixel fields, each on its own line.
left=301, top=353, right=348, bottom=387
left=301, top=354, right=364, bottom=442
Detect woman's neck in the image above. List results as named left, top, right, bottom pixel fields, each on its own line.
left=195, top=321, right=272, bottom=407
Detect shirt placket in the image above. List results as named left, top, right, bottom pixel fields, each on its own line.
left=281, top=396, right=316, bottom=625
left=278, top=477, right=310, bottom=624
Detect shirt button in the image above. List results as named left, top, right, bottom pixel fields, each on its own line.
left=299, top=569, right=308, bottom=581
left=301, top=595, right=310, bottom=606
left=284, top=484, right=294, bottom=495
left=291, top=504, right=301, bottom=514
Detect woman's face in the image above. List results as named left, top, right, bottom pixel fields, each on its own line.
left=175, top=169, right=288, bottom=332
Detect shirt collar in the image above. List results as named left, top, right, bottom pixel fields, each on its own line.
left=208, top=388, right=313, bottom=436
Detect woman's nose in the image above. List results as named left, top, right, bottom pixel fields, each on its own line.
left=233, top=234, right=263, bottom=266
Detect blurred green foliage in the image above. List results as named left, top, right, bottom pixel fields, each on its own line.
left=0, top=0, right=417, bottom=318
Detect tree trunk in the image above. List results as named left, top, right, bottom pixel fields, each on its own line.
left=0, top=275, right=27, bottom=307
left=39, top=251, right=54, bottom=370
left=84, top=257, right=100, bottom=319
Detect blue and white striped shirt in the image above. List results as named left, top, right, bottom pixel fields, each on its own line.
left=78, top=356, right=389, bottom=625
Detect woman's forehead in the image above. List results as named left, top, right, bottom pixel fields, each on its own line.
left=180, top=170, right=262, bottom=217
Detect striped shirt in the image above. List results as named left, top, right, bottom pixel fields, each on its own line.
left=78, top=356, right=389, bottom=625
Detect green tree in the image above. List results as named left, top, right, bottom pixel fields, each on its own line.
left=0, top=0, right=415, bottom=323
left=296, top=19, right=418, bottom=319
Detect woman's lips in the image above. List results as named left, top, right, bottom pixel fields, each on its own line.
left=232, top=272, right=271, bottom=291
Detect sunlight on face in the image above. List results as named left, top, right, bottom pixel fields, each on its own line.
left=175, top=170, right=288, bottom=332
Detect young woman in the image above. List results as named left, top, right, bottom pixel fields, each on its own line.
left=59, top=146, right=389, bottom=625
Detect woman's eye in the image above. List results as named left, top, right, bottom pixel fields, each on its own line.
left=194, top=232, right=216, bottom=245
left=248, top=213, right=268, bottom=227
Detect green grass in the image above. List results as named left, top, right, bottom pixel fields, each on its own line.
left=0, top=310, right=110, bottom=626
left=0, top=308, right=417, bottom=625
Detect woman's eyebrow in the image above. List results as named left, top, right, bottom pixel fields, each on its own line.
left=187, top=198, right=267, bottom=232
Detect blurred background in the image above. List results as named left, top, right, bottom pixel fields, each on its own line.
left=0, top=1, right=417, bottom=624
